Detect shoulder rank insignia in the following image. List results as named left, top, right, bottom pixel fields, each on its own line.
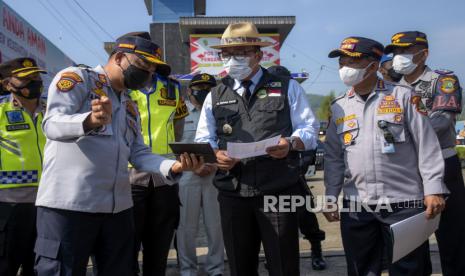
left=434, top=69, right=454, bottom=75
left=56, top=72, right=83, bottom=92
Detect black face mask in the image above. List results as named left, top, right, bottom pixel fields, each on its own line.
left=191, top=90, right=209, bottom=105
left=119, top=56, right=151, bottom=90
left=387, top=68, right=403, bottom=83
left=10, top=80, right=43, bottom=99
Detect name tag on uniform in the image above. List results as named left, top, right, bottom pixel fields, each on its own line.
left=6, top=124, right=30, bottom=131
left=158, top=99, right=177, bottom=106
left=381, top=138, right=395, bottom=154
left=216, top=100, right=238, bottom=106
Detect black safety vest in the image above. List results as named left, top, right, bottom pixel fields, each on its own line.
left=211, top=69, right=300, bottom=196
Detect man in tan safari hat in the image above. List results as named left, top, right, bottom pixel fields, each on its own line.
left=196, top=22, right=319, bottom=276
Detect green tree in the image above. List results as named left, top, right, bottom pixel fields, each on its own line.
left=317, top=91, right=335, bottom=122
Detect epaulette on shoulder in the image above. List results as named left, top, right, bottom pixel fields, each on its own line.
left=77, top=64, right=92, bottom=70
left=331, top=93, right=345, bottom=105
left=434, top=69, right=454, bottom=76
left=390, top=82, right=412, bottom=90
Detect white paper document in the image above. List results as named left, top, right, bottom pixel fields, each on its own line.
left=226, top=135, right=281, bottom=159
left=390, top=211, right=440, bottom=263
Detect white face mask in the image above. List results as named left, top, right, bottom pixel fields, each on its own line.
left=392, top=52, right=422, bottom=75
left=223, top=57, right=253, bottom=80
left=339, top=62, right=373, bottom=87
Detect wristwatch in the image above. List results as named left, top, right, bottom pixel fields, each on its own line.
left=285, top=136, right=297, bottom=151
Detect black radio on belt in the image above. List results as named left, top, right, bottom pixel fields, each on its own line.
left=378, top=120, right=395, bottom=144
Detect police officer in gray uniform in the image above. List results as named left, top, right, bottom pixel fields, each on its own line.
left=324, top=37, right=448, bottom=276
left=386, top=31, right=465, bottom=276
left=34, top=32, right=202, bottom=276
left=177, top=73, right=224, bottom=276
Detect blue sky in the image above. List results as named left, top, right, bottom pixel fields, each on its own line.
left=4, top=0, right=465, bottom=95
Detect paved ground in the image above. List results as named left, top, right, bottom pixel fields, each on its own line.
left=87, top=170, right=445, bottom=275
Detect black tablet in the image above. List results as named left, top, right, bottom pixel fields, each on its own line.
left=168, top=142, right=217, bottom=163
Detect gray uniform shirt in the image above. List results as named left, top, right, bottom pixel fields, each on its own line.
left=181, top=102, right=200, bottom=143
left=36, top=65, right=177, bottom=213
left=399, top=66, right=458, bottom=150
left=324, top=79, right=447, bottom=204
left=178, top=102, right=215, bottom=186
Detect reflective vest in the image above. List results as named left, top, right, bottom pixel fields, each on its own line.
left=129, top=75, right=188, bottom=155
left=0, top=95, right=45, bottom=189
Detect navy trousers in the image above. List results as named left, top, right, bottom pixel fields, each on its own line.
left=341, top=201, right=432, bottom=276
left=0, top=202, right=36, bottom=276
left=435, top=155, right=465, bottom=276
left=34, top=206, right=134, bottom=276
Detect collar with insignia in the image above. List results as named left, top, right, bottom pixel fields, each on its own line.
left=375, top=79, right=388, bottom=91
left=400, top=66, right=433, bottom=86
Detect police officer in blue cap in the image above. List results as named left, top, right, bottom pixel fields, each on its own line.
left=34, top=32, right=203, bottom=276
left=325, top=36, right=447, bottom=276
left=378, top=54, right=403, bottom=83
left=387, top=30, right=465, bottom=276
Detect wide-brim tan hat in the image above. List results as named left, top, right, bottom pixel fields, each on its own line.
left=211, top=22, right=273, bottom=49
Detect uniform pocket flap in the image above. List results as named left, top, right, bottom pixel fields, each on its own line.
left=213, top=104, right=239, bottom=119
left=35, top=237, right=60, bottom=259
left=377, top=114, right=406, bottom=142
left=257, top=97, right=285, bottom=111
left=378, top=114, right=404, bottom=125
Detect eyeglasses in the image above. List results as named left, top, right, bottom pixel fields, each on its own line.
left=218, top=49, right=258, bottom=62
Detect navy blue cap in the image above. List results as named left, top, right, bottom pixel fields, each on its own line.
left=380, top=54, right=393, bottom=65
left=267, top=65, right=291, bottom=78
left=189, top=73, right=217, bottom=88
left=114, top=32, right=171, bottom=75
left=385, top=31, right=428, bottom=54
left=329, top=37, right=384, bottom=60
